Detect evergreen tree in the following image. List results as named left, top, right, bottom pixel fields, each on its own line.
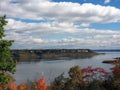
left=0, top=15, right=16, bottom=89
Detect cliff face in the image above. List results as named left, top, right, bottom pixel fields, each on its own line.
left=11, top=49, right=99, bottom=62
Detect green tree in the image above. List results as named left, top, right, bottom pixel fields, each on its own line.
left=0, top=15, right=16, bottom=89
left=64, top=66, right=84, bottom=90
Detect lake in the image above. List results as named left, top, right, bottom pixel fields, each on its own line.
left=14, top=51, right=120, bottom=84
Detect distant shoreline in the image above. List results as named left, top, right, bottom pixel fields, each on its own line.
left=11, top=49, right=100, bottom=62
left=93, top=49, right=120, bottom=52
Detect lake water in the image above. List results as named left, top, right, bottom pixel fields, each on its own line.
left=14, top=51, right=120, bottom=84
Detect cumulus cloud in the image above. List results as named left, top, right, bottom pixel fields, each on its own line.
left=4, top=19, right=120, bottom=49
left=5, top=19, right=119, bottom=35
left=1, top=0, right=120, bottom=24
left=1, top=0, right=120, bottom=49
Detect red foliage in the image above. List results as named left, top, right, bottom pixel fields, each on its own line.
left=111, top=67, right=120, bottom=76
left=0, top=84, right=2, bottom=90
left=82, top=66, right=109, bottom=81
left=36, top=77, right=48, bottom=90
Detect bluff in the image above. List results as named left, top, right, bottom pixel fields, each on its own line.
left=11, top=49, right=99, bottom=62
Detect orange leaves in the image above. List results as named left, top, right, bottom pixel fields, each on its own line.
left=17, top=83, right=29, bottom=90
left=8, top=82, right=17, bottom=90
left=0, top=77, right=48, bottom=90
left=36, top=77, right=48, bottom=90
left=14, top=77, right=48, bottom=90
left=6, top=77, right=48, bottom=90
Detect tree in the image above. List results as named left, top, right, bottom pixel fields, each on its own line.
left=63, top=66, right=83, bottom=90
left=0, top=15, right=16, bottom=89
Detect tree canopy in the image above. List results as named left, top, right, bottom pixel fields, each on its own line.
left=0, top=15, right=16, bottom=89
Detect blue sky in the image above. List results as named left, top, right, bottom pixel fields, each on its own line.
left=0, top=0, right=120, bottom=49
left=53, top=0, right=120, bottom=8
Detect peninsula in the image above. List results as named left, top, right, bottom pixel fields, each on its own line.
left=11, top=49, right=99, bottom=62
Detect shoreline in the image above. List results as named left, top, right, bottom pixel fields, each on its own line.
left=102, top=57, right=120, bottom=64
left=11, top=49, right=101, bottom=62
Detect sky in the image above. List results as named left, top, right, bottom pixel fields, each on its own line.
left=0, top=0, right=120, bottom=49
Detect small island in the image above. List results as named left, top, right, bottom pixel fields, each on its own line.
left=102, top=57, right=120, bottom=64
left=11, top=49, right=99, bottom=62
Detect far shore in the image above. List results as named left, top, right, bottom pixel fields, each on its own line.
left=11, top=49, right=102, bottom=62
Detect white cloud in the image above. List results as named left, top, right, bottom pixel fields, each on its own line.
left=10, top=37, right=120, bottom=49
left=4, top=19, right=120, bottom=49
left=80, top=23, right=90, bottom=27
left=104, top=0, right=111, bottom=4
left=1, top=0, right=120, bottom=49
left=5, top=19, right=119, bottom=35
left=1, top=0, right=120, bottom=24
left=33, top=38, right=43, bottom=43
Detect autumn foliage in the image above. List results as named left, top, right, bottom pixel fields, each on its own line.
left=82, top=66, right=109, bottom=81
left=36, top=77, right=48, bottom=90
left=111, top=67, right=120, bottom=76
left=0, top=76, right=48, bottom=90
left=8, top=82, right=17, bottom=90
left=1, top=64, right=120, bottom=90
left=1, top=65, right=120, bottom=90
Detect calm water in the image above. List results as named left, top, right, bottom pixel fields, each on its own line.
left=14, top=52, right=120, bottom=84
